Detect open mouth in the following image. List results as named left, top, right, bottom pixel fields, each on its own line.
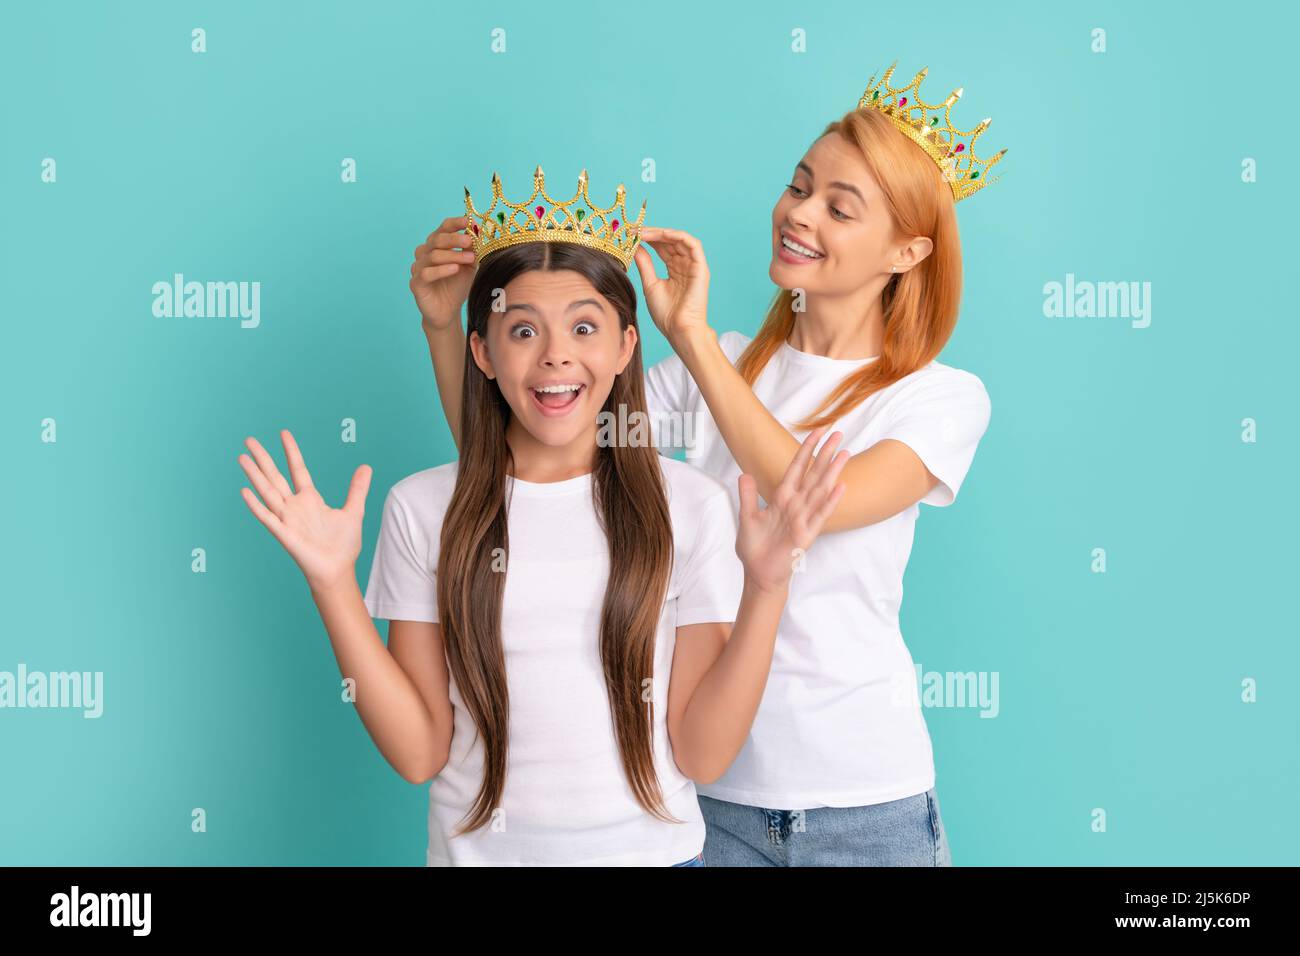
left=778, top=233, right=824, bottom=262
left=530, top=383, right=586, bottom=416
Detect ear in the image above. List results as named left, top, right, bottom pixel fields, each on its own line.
left=615, top=322, right=638, bottom=375
left=468, top=329, right=496, bottom=381
left=896, top=235, right=934, bottom=273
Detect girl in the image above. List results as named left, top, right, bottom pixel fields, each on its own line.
left=239, top=187, right=849, bottom=866
left=414, top=67, right=996, bottom=865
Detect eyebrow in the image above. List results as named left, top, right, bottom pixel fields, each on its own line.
left=796, top=162, right=866, bottom=203
left=503, top=298, right=604, bottom=315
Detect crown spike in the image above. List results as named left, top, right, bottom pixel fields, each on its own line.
left=857, top=61, right=1005, bottom=203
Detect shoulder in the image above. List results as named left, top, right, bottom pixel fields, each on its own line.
left=385, top=460, right=460, bottom=517
left=657, top=455, right=734, bottom=512
left=892, top=361, right=990, bottom=407
left=717, top=330, right=753, bottom=364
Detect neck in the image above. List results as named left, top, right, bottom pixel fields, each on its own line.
left=785, top=280, right=888, bottom=359
left=503, top=416, right=597, bottom=483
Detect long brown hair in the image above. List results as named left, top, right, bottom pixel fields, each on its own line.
left=436, top=240, right=678, bottom=836
left=736, top=106, right=965, bottom=430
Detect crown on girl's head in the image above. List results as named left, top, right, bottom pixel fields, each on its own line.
left=464, top=166, right=647, bottom=270
left=858, top=61, right=1008, bottom=202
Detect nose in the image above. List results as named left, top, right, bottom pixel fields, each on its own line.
left=785, top=195, right=815, bottom=231
left=539, top=337, right=576, bottom=370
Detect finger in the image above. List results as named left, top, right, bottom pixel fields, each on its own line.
left=417, top=263, right=463, bottom=284
left=279, top=429, right=314, bottom=494
left=240, top=486, right=291, bottom=549
left=664, top=228, right=709, bottom=269
left=343, top=464, right=372, bottom=516
left=807, top=449, right=850, bottom=512
left=426, top=246, right=476, bottom=265
left=435, top=215, right=469, bottom=234
left=807, top=481, right=848, bottom=533
left=778, top=427, right=827, bottom=495
left=432, top=230, right=475, bottom=251
left=632, top=247, right=661, bottom=291
left=244, top=436, right=294, bottom=499
left=238, top=453, right=285, bottom=515
left=800, top=429, right=844, bottom=491
left=737, top=473, right=759, bottom=523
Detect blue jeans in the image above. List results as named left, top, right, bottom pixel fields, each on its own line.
left=698, top=787, right=952, bottom=866
left=671, top=851, right=705, bottom=867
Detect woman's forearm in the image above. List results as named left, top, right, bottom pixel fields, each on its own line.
left=424, top=321, right=466, bottom=452
left=672, top=327, right=805, bottom=506
left=677, top=577, right=789, bottom=783
left=308, top=575, right=450, bottom=783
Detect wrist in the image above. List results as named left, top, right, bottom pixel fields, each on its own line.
left=669, top=323, right=717, bottom=364
left=422, top=313, right=464, bottom=337
left=308, top=570, right=360, bottom=602
left=742, top=574, right=790, bottom=602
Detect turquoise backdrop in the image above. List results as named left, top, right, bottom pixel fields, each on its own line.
left=2, top=0, right=1296, bottom=865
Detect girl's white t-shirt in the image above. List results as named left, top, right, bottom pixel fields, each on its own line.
left=645, top=331, right=992, bottom=810
left=361, top=455, right=744, bottom=866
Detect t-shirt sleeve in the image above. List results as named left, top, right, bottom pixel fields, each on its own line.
left=878, top=370, right=992, bottom=507
left=362, top=485, right=440, bottom=623
left=675, top=486, right=745, bottom=627
left=643, top=331, right=751, bottom=457
left=643, top=348, right=692, bottom=457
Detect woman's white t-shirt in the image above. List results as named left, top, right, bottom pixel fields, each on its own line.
left=361, top=455, right=744, bottom=866
left=645, top=331, right=992, bottom=810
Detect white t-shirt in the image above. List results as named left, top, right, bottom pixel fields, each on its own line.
left=361, top=455, right=744, bottom=865
left=645, top=331, right=992, bottom=810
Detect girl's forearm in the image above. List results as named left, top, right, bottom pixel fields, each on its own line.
left=308, top=576, right=450, bottom=783
left=677, top=577, right=789, bottom=783
left=424, top=321, right=466, bottom=452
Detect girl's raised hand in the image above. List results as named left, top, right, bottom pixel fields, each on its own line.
left=238, top=430, right=372, bottom=593
left=410, top=215, right=477, bottom=332
left=734, top=427, right=849, bottom=594
left=632, top=226, right=714, bottom=343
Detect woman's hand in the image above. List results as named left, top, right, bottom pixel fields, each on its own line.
left=410, top=216, right=477, bottom=333
left=238, top=430, right=372, bottom=594
left=632, top=226, right=714, bottom=344
left=735, top=427, right=849, bottom=594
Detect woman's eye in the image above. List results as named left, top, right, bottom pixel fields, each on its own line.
left=510, top=324, right=536, bottom=339
left=574, top=321, right=597, bottom=335
left=786, top=182, right=808, bottom=198
left=830, top=206, right=850, bottom=221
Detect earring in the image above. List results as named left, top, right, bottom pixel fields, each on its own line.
left=890, top=265, right=896, bottom=272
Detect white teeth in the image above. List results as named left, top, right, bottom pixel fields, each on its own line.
left=533, top=384, right=582, bottom=393
left=781, top=236, right=822, bottom=258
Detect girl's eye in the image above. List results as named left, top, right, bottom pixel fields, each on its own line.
left=786, top=182, right=808, bottom=198
left=510, top=324, right=536, bottom=339
left=574, top=321, right=597, bottom=335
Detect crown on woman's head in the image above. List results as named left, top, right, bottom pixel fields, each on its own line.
left=464, top=166, right=647, bottom=270
left=858, top=61, right=1008, bottom=202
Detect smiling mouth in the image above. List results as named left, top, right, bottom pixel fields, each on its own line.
left=779, top=233, right=824, bottom=260
left=530, top=383, right=586, bottom=415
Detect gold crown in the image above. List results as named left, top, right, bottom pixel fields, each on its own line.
left=858, top=61, right=1008, bottom=202
left=463, top=167, right=647, bottom=270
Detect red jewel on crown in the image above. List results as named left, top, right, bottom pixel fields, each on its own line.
left=535, top=206, right=545, bottom=219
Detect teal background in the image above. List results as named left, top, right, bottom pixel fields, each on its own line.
left=2, top=0, right=1296, bottom=865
